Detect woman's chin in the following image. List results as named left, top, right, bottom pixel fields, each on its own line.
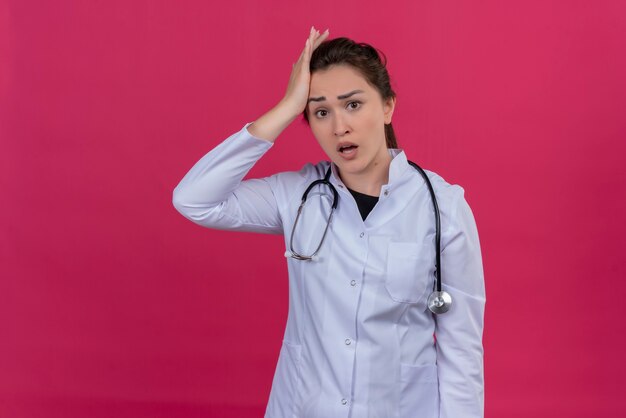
left=332, top=159, right=368, bottom=178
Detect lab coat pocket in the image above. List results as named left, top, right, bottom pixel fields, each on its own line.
left=385, top=242, right=434, bottom=304
left=399, top=363, right=440, bottom=418
left=266, top=340, right=303, bottom=418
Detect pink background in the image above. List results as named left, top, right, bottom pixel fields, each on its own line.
left=2, top=0, right=626, bottom=416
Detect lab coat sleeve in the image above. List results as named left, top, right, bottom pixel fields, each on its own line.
left=435, top=189, right=486, bottom=418
left=172, top=123, right=283, bottom=234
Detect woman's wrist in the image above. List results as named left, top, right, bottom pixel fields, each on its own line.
left=247, top=100, right=302, bottom=143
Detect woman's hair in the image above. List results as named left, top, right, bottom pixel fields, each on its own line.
left=302, top=37, right=398, bottom=149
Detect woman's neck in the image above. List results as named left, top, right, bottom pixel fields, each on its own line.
left=338, top=152, right=392, bottom=197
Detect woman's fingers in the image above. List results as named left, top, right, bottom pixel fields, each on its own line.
left=301, top=39, right=311, bottom=66
left=309, top=27, right=328, bottom=43
left=297, top=27, right=315, bottom=60
left=304, top=27, right=329, bottom=62
left=312, top=29, right=329, bottom=51
left=298, top=26, right=330, bottom=74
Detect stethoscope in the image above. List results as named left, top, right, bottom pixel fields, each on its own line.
left=284, top=161, right=452, bottom=314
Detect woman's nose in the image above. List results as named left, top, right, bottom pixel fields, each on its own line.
left=333, top=115, right=350, bottom=137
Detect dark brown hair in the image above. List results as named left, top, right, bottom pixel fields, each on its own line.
left=302, top=37, right=398, bottom=148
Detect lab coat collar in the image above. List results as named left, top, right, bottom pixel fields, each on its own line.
left=329, top=148, right=411, bottom=190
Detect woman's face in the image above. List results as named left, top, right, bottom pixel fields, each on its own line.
left=307, top=64, right=395, bottom=180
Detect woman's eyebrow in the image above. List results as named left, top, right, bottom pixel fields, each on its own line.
left=307, top=89, right=365, bottom=104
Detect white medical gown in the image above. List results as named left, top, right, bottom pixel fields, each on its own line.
left=172, top=123, right=486, bottom=418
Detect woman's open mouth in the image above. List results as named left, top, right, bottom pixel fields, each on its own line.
left=337, top=143, right=359, bottom=159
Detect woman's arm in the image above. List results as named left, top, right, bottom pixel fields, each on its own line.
left=435, top=191, right=486, bottom=418
left=172, top=124, right=283, bottom=233
left=172, top=27, right=330, bottom=233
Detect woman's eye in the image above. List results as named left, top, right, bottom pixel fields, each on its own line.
left=348, top=101, right=361, bottom=110
left=315, top=109, right=328, bottom=118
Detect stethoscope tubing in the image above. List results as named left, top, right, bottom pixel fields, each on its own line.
left=287, top=160, right=451, bottom=313
left=407, top=161, right=442, bottom=293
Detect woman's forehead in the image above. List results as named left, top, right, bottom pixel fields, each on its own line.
left=309, top=65, right=373, bottom=97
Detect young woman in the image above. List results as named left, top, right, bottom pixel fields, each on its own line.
left=173, top=27, right=485, bottom=418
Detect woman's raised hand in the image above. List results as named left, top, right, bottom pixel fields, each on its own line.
left=281, top=26, right=330, bottom=115
left=247, top=27, right=330, bottom=143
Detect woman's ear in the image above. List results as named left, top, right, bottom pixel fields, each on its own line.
left=383, top=97, right=396, bottom=124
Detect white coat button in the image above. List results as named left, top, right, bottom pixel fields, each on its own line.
left=359, top=232, right=364, bottom=238
left=384, top=190, right=389, bottom=196
left=350, top=280, right=357, bottom=286
left=341, top=398, right=348, bottom=405
left=345, top=338, right=352, bottom=345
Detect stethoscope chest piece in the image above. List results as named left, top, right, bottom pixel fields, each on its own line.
left=427, top=290, right=452, bottom=314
